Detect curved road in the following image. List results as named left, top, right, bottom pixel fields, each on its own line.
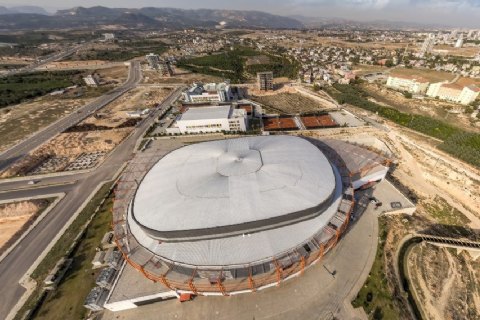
left=0, top=61, right=141, bottom=172
left=0, top=69, right=184, bottom=318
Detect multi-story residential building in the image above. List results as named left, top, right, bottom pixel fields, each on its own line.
left=420, top=33, right=436, bottom=56
left=83, top=75, right=100, bottom=87
left=257, top=71, right=274, bottom=91
left=455, top=38, right=464, bottom=48
left=183, top=81, right=231, bottom=103
left=426, top=82, right=480, bottom=105
left=386, top=74, right=429, bottom=93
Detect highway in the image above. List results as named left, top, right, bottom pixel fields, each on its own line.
left=0, top=68, right=184, bottom=318
left=0, top=61, right=141, bottom=173
left=0, top=41, right=94, bottom=78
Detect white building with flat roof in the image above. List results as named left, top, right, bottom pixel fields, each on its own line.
left=83, top=75, right=100, bottom=87
left=427, top=82, right=480, bottom=105
left=386, top=74, right=429, bottom=93
left=183, top=81, right=231, bottom=103
left=166, top=105, right=247, bottom=134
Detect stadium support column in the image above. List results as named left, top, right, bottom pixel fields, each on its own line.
left=188, top=268, right=201, bottom=296
left=273, top=258, right=282, bottom=285
left=248, top=265, right=256, bottom=292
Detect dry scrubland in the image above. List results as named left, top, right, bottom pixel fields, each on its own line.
left=0, top=66, right=128, bottom=154
left=363, top=84, right=477, bottom=132
left=408, top=243, right=480, bottom=320
left=0, top=200, right=50, bottom=252
left=0, top=96, right=95, bottom=153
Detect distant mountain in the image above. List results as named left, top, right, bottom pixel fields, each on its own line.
left=0, top=5, right=50, bottom=15
left=53, top=6, right=304, bottom=29
left=287, top=14, right=450, bottom=30
left=9, top=6, right=50, bottom=15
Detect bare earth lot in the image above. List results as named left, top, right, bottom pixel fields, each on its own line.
left=0, top=199, right=49, bottom=252
left=389, top=67, right=456, bottom=83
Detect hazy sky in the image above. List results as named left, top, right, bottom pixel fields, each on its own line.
left=4, top=0, right=480, bottom=28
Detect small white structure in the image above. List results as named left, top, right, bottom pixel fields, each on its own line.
left=166, top=105, right=247, bottom=134
left=183, top=81, right=231, bottom=103
left=103, top=33, right=115, bottom=41
left=84, top=75, right=100, bottom=87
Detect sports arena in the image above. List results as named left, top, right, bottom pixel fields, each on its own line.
left=111, top=135, right=390, bottom=296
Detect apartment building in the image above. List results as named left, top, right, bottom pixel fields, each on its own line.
left=420, top=33, right=436, bottom=56
left=257, top=71, right=274, bottom=91
left=426, top=82, right=480, bottom=105
left=386, top=74, right=429, bottom=93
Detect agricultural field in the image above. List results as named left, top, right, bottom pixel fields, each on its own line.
left=0, top=70, right=84, bottom=108
left=389, top=67, right=456, bottom=83
left=251, top=92, right=329, bottom=115
left=142, top=65, right=222, bottom=84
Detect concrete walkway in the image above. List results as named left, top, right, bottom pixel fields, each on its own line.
left=99, top=195, right=378, bottom=320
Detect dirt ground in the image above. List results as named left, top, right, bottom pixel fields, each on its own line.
left=95, top=65, right=129, bottom=85
left=456, top=77, right=480, bottom=87
left=362, top=84, right=478, bottom=133
left=142, top=65, right=222, bottom=84
left=38, top=60, right=112, bottom=69
left=435, top=45, right=479, bottom=58
left=1, top=130, right=129, bottom=177
left=0, top=199, right=49, bottom=251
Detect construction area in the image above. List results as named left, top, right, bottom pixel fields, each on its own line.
left=0, top=199, right=51, bottom=254
left=1, top=130, right=128, bottom=178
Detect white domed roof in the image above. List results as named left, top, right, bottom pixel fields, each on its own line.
left=131, top=136, right=336, bottom=241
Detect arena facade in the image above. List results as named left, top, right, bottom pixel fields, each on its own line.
left=109, top=135, right=391, bottom=307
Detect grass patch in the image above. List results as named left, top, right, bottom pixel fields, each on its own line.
left=29, top=188, right=115, bottom=320
left=351, top=217, right=400, bottom=320
left=14, top=182, right=114, bottom=320
left=390, top=67, right=456, bottom=83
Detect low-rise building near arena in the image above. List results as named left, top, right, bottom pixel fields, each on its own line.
left=166, top=105, right=247, bottom=134
left=183, top=81, right=232, bottom=103
left=106, top=135, right=391, bottom=311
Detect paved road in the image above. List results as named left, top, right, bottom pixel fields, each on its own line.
left=0, top=84, right=184, bottom=318
left=0, top=61, right=141, bottom=172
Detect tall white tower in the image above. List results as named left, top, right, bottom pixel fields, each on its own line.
left=420, top=33, right=436, bottom=57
